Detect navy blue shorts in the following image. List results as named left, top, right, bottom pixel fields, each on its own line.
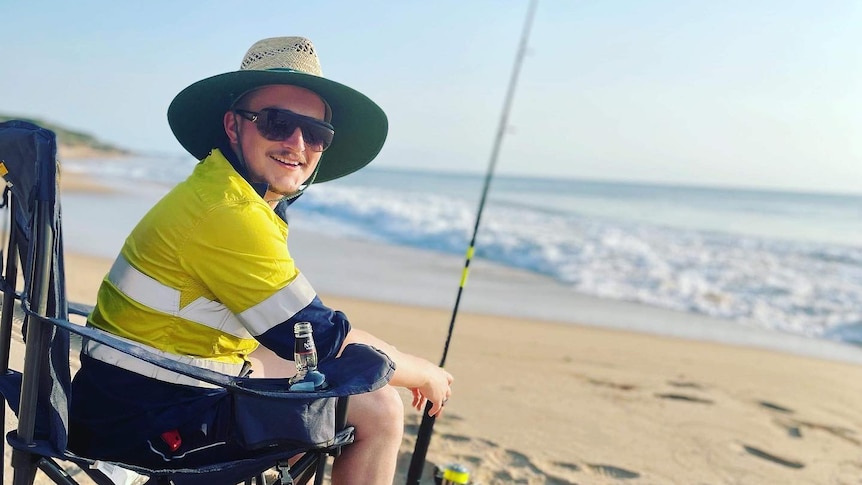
left=70, top=356, right=298, bottom=470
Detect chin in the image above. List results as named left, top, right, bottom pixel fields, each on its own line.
left=272, top=184, right=302, bottom=195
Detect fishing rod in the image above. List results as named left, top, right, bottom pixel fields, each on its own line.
left=405, top=0, right=539, bottom=483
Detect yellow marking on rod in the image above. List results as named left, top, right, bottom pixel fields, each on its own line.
left=459, top=267, right=470, bottom=287
left=459, top=246, right=476, bottom=287
left=0, top=162, right=7, bottom=177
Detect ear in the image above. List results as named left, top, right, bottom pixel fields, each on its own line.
left=224, top=111, right=239, bottom=145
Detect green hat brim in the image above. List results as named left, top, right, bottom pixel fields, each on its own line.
left=168, top=69, right=388, bottom=183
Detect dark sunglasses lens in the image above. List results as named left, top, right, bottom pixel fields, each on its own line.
left=302, top=124, right=334, bottom=151
left=258, top=110, right=299, bottom=140
left=258, top=109, right=333, bottom=151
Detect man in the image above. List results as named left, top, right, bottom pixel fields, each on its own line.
left=69, top=36, right=453, bottom=484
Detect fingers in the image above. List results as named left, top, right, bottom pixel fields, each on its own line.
left=427, top=394, right=452, bottom=417
left=411, top=388, right=427, bottom=412
left=428, top=400, right=444, bottom=417
left=411, top=365, right=455, bottom=417
left=409, top=390, right=448, bottom=416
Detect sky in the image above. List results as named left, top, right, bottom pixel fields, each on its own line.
left=2, top=0, right=861, bottom=195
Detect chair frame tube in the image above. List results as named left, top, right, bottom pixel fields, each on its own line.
left=12, top=200, right=55, bottom=485
left=0, top=197, right=21, bottom=485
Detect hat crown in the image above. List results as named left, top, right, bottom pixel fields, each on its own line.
left=240, top=36, right=323, bottom=76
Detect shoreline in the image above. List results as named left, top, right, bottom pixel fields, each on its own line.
left=58, top=171, right=862, bottom=366
left=285, top=222, right=862, bottom=367
left=58, top=145, right=132, bottom=160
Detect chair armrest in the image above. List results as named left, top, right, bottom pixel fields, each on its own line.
left=68, top=301, right=94, bottom=317
left=25, top=302, right=395, bottom=400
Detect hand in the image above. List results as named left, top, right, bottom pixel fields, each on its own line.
left=410, top=365, right=454, bottom=417
left=344, top=329, right=455, bottom=416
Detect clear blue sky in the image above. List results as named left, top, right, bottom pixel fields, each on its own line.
left=2, top=0, right=860, bottom=194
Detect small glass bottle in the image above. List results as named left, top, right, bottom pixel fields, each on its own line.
left=289, top=322, right=326, bottom=390
left=290, top=322, right=318, bottom=384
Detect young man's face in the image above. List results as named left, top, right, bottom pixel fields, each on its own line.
left=224, top=84, right=327, bottom=206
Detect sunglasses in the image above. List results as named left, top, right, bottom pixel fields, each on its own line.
left=234, top=108, right=335, bottom=152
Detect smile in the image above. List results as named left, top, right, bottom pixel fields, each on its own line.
left=270, top=155, right=303, bottom=168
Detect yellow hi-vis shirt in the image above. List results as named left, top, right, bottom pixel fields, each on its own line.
left=85, top=149, right=350, bottom=386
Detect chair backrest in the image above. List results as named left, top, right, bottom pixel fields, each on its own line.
left=0, top=120, right=72, bottom=461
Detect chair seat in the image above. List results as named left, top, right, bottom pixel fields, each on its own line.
left=3, top=427, right=355, bottom=485
left=1, top=365, right=358, bottom=485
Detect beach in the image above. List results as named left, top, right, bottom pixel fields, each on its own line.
left=4, top=173, right=862, bottom=484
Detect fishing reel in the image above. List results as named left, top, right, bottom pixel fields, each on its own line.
left=434, top=463, right=472, bottom=485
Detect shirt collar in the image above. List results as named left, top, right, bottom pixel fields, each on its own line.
left=213, top=148, right=303, bottom=215
left=219, top=147, right=269, bottom=199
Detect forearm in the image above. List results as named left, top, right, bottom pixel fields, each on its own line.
left=342, top=328, right=453, bottom=416
left=341, top=328, right=435, bottom=388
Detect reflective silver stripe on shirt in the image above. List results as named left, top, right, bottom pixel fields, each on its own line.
left=179, top=296, right=252, bottom=338
left=107, top=255, right=251, bottom=339
left=109, top=255, right=179, bottom=314
left=239, top=272, right=316, bottom=336
left=82, top=336, right=244, bottom=388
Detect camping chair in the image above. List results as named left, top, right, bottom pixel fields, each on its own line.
left=0, top=120, right=395, bottom=485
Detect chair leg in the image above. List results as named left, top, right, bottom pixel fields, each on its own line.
left=245, top=473, right=265, bottom=485
left=10, top=449, right=37, bottom=485
left=35, top=457, right=83, bottom=485
left=312, top=455, right=328, bottom=485
left=0, top=402, right=5, bottom=485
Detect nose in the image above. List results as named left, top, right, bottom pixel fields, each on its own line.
left=279, top=127, right=307, bottom=152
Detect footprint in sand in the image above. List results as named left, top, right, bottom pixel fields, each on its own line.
left=586, top=377, right=638, bottom=391
left=654, top=392, right=714, bottom=404
left=438, top=433, right=471, bottom=444
left=741, top=444, right=805, bottom=469
left=415, top=429, right=581, bottom=484
left=404, top=409, right=638, bottom=484
left=654, top=379, right=714, bottom=404
left=585, top=463, right=641, bottom=480
left=791, top=420, right=859, bottom=445
left=757, top=400, right=794, bottom=414
left=757, top=400, right=861, bottom=444
left=551, top=461, right=580, bottom=472
left=666, top=380, right=707, bottom=390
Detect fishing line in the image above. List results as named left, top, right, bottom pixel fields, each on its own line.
left=405, top=0, right=539, bottom=482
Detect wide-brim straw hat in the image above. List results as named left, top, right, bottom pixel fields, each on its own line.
left=168, top=36, right=388, bottom=184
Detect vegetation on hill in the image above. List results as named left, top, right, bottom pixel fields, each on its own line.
left=0, top=114, right=132, bottom=158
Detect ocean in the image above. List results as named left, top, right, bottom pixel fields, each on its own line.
left=61, top=156, right=862, bottom=349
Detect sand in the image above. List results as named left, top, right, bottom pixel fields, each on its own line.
left=2, top=175, right=862, bottom=484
